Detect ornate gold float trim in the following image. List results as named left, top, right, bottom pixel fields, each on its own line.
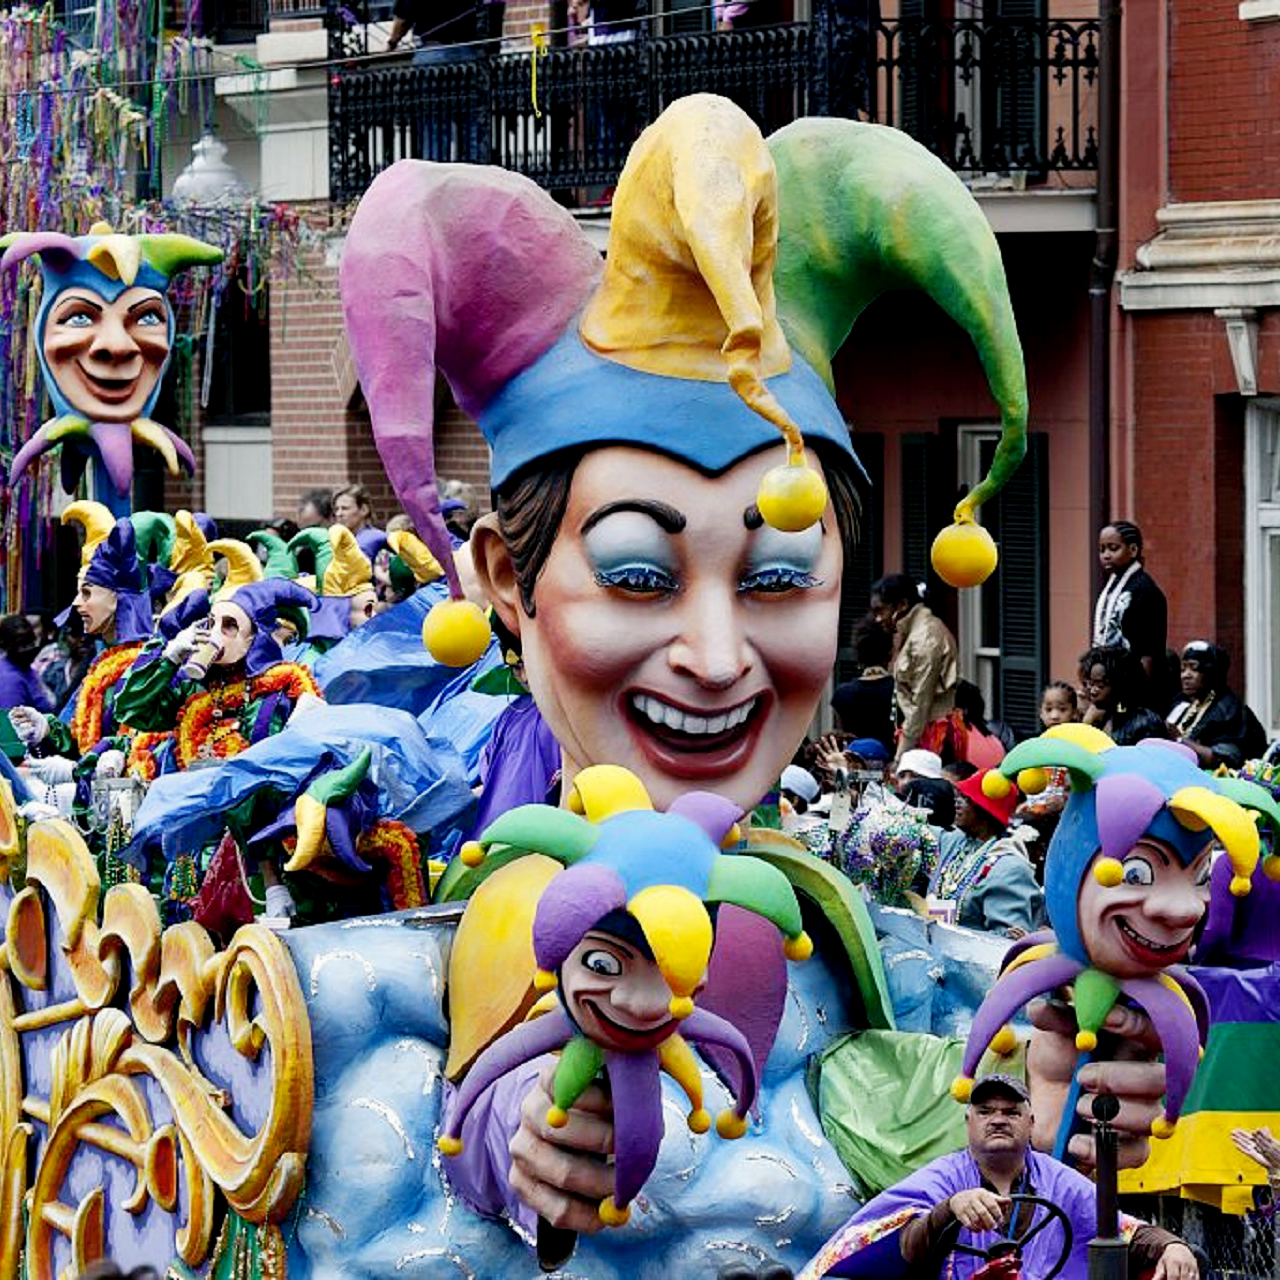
left=0, top=806, right=314, bottom=1278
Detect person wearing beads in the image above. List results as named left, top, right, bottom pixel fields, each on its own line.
left=9, top=502, right=158, bottom=797
left=1093, top=521, right=1168, bottom=696
left=113, top=543, right=319, bottom=922
left=928, top=768, right=1043, bottom=938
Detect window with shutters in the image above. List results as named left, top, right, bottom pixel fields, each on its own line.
left=835, top=434, right=883, bottom=686
left=956, top=425, right=1046, bottom=738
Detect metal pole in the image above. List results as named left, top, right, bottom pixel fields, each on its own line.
left=1089, top=1094, right=1128, bottom=1280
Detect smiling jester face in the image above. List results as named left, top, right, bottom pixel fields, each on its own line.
left=1077, top=839, right=1212, bottom=979
left=508, top=445, right=843, bottom=813
left=559, top=926, right=686, bottom=1053
left=42, top=286, right=171, bottom=423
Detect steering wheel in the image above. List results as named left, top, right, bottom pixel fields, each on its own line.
left=942, top=1193, right=1073, bottom=1280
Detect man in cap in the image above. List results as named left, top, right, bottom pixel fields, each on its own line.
left=804, top=1072, right=1199, bottom=1278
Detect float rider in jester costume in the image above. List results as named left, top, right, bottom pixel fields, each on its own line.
left=9, top=501, right=157, bottom=797
left=0, top=223, right=222, bottom=516
left=113, top=540, right=320, bottom=922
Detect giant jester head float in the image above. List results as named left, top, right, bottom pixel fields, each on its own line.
left=0, top=222, right=222, bottom=513
left=340, top=94, right=1029, bottom=812
left=953, top=724, right=1280, bottom=1145
left=437, top=765, right=812, bottom=1227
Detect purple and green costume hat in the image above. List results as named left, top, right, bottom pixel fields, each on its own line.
left=340, top=93, right=1029, bottom=661
left=458, top=764, right=812, bottom=1013
left=58, top=501, right=153, bottom=644
left=987, top=724, right=1280, bottom=966
left=0, top=222, right=222, bottom=505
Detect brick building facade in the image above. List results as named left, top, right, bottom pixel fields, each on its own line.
left=1115, top=0, right=1280, bottom=735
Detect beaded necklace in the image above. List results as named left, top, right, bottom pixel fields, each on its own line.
left=931, top=836, right=999, bottom=906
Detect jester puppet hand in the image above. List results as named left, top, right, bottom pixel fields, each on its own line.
left=0, top=224, right=221, bottom=508
left=953, top=724, right=1280, bottom=1145
left=436, top=765, right=812, bottom=1228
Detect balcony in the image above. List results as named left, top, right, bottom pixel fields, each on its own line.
left=328, top=11, right=1099, bottom=207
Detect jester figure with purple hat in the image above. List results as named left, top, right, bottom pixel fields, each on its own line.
left=9, top=501, right=158, bottom=797
left=439, top=765, right=813, bottom=1238
left=0, top=223, right=221, bottom=516
left=952, top=722, right=1280, bottom=1154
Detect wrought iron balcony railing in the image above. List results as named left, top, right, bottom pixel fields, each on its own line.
left=328, top=12, right=1099, bottom=207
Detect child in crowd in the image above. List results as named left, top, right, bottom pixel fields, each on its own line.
left=1092, top=520, right=1169, bottom=697
left=1038, top=679, right=1078, bottom=729
left=1014, top=680, right=1083, bottom=872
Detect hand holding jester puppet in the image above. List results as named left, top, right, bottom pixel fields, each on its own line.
left=438, top=765, right=813, bottom=1229
left=954, top=725, right=1280, bottom=1151
left=0, top=223, right=221, bottom=514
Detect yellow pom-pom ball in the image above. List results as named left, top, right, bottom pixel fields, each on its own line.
left=458, top=840, right=486, bottom=868
left=1230, top=875, right=1252, bottom=897
left=1093, top=858, right=1124, bottom=888
left=687, top=1108, right=712, bottom=1134
left=669, top=995, right=695, bottom=1020
left=1016, top=767, right=1050, bottom=796
left=422, top=598, right=491, bottom=667
left=598, top=1196, right=631, bottom=1227
left=783, top=931, right=814, bottom=962
left=1151, top=1115, right=1176, bottom=1140
left=716, top=1109, right=749, bottom=1140
left=437, top=1135, right=464, bottom=1157
left=930, top=519, right=998, bottom=589
left=546, top=1105, right=569, bottom=1129
left=757, top=462, right=828, bottom=532
left=982, top=771, right=1013, bottom=801
left=950, top=1076, right=973, bottom=1103
left=989, top=1026, right=1019, bottom=1057
left=534, top=968, right=558, bottom=993
left=1075, top=1030, right=1098, bottom=1052
left=1263, top=855, right=1280, bottom=882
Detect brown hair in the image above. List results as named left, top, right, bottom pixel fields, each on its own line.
left=495, top=444, right=862, bottom=616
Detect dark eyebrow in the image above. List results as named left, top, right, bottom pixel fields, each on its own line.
left=581, top=500, right=686, bottom=536
left=55, top=294, right=102, bottom=312
left=128, top=297, right=166, bottom=313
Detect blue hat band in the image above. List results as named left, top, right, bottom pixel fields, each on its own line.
left=479, top=328, right=863, bottom=489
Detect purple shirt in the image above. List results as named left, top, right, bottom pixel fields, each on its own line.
left=0, top=654, right=53, bottom=713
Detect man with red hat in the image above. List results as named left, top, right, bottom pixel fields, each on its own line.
left=927, top=769, right=1043, bottom=938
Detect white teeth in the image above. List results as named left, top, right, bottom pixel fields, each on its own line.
left=630, top=694, right=756, bottom=736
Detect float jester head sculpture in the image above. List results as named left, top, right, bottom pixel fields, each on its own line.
left=953, top=725, right=1280, bottom=1141
left=1, top=221, right=222, bottom=513
left=341, top=94, right=1029, bottom=667
left=437, top=765, right=813, bottom=1226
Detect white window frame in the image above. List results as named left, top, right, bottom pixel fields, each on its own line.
left=957, top=424, right=1001, bottom=713
left=1244, top=399, right=1280, bottom=739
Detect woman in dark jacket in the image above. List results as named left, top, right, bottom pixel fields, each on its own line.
left=1166, top=640, right=1268, bottom=769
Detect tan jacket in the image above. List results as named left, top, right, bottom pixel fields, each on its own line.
left=892, top=603, right=958, bottom=756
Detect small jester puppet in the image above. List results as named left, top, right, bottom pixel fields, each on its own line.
left=952, top=724, right=1280, bottom=1151
left=287, top=524, right=381, bottom=652
left=438, top=765, right=813, bottom=1233
left=1, top=222, right=222, bottom=513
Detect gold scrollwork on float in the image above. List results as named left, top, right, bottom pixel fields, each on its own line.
left=0, top=803, right=314, bottom=1280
